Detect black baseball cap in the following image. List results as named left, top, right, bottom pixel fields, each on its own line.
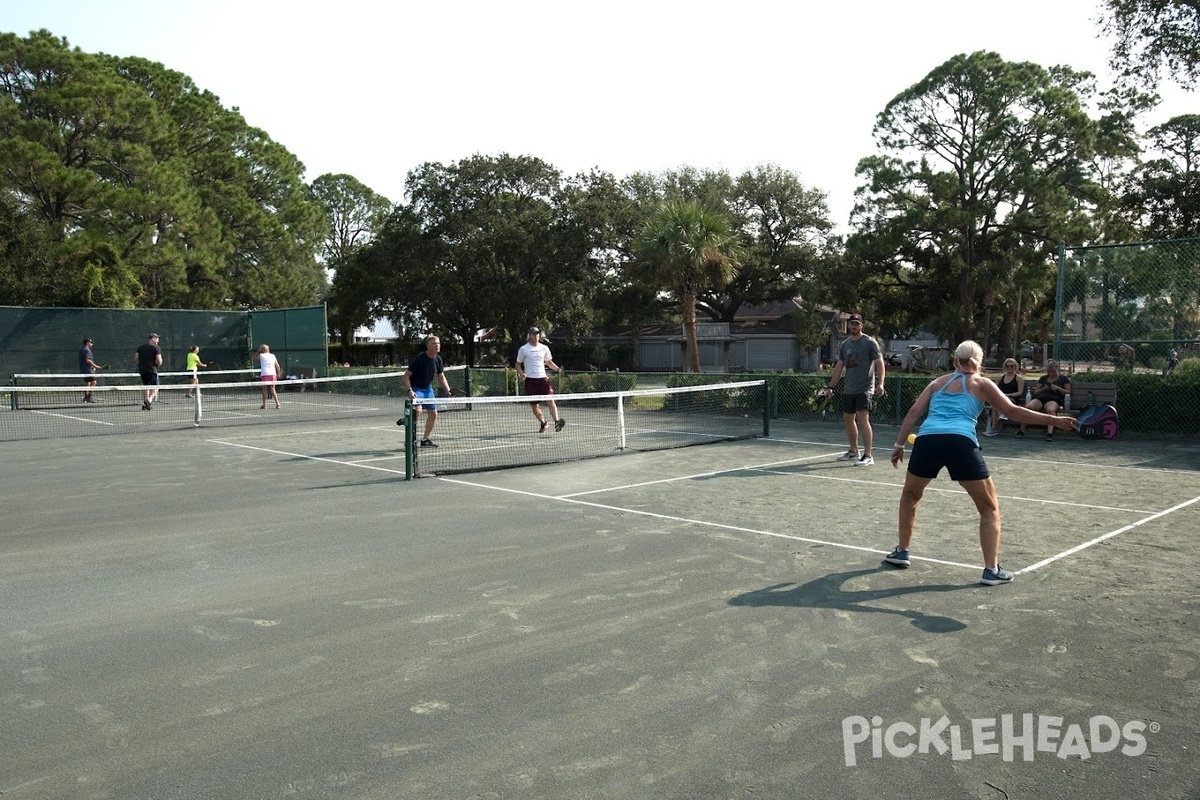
left=528, top=326, right=541, bottom=334
left=149, top=332, right=160, bottom=338
left=847, top=314, right=863, bottom=323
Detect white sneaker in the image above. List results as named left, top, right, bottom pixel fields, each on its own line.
left=854, top=455, right=874, bottom=466
left=837, top=451, right=859, bottom=462
left=983, top=429, right=999, bottom=437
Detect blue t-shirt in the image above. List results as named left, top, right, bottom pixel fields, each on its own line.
left=406, top=351, right=444, bottom=390
left=79, top=346, right=95, bottom=374
left=917, top=373, right=985, bottom=445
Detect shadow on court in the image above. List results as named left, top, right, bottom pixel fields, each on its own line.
left=728, top=567, right=971, bottom=633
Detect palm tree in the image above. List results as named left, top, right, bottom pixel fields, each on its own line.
left=632, top=199, right=740, bottom=372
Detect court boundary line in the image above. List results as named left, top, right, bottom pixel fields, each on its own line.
left=209, top=438, right=407, bottom=475
left=198, top=436, right=971, bottom=571
left=765, top=436, right=1198, bottom=475
left=1017, top=493, right=1200, bottom=575
left=439, top=475, right=980, bottom=571
left=203, top=432, right=1198, bottom=579
left=747, top=468, right=1155, bottom=515
left=559, top=455, right=1155, bottom=515
left=557, top=452, right=833, bottom=498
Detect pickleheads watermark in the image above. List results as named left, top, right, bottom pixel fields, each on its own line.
left=841, top=714, right=1157, bottom=767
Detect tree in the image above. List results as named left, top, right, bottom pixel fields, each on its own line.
left=1124, top=115, right=1200, bottom=338
left=618, top=165, right=835, bottom=340
left=1098, top=0, right=1200, bottom=89
left=848, top=51, right=1100, bottom=348
left=0, top=30, right=328, bottom=309
left=1130, top=114, right=1200, bottom=237
left=706, top=164, right=834, bottom=323
left=362, top=154, right=609, bottom=365
left=632, top=199, right=741, bottom=372
left=311, top=173, right=393, bottom=357
left=311, top=173, right=393, bottom=267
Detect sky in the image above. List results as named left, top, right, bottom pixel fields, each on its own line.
left=2, top=0, right=1196, bottom=232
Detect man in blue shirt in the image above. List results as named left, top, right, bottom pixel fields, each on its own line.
left=402, top=335, right=453, bottom=448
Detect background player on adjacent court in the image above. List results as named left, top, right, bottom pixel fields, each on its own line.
left=134, top=332, right=162, bottom=410
left=79, top=337, right=102, bottom=403
left=257, top=344, right=282, bottom=409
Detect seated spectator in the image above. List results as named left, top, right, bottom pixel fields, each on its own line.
left=1020, top=359, right=1071, bottom=442
left=984, top=358, right=1024, bottom=436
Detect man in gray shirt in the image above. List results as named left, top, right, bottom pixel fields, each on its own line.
left=821, top=313, right=886, bottom=466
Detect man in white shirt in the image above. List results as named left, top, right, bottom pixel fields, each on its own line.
left=515, top=326, right=565, bottom=434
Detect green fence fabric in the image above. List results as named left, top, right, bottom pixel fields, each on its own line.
left=2, top=304, right=327, bottom=379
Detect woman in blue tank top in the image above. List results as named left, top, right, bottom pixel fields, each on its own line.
left=882, top=340, right=1076, bottom=586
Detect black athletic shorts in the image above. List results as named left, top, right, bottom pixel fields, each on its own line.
left=907, top=433, right=990, bottom=482
left=840, top=393, right=870, bottom=414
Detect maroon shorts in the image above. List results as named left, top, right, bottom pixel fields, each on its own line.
left=524, top=377, right=553, bottom=399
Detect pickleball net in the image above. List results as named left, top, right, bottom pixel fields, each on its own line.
left=0, top=372, right=408, bottom=441
left=402, top=379, right=767, bottom=477
left=10, top=368, right=260, bottom=388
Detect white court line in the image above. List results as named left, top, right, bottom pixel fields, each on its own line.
left=748, top=468, right=1155, bottom=514
left=208, top=439, right=407, bottom=475
left=28, top=409, right=116, bottom=426
left=209, top=424, right=395, bottom=441
left=441, top=475, right=979, bottom=571
left=561, top=454, right=1151, bottom=514
left=558, top=452, right=833, bottom=498
left=1016, top=494, right=1200, bottom=575
left=766, top=436, right=1199, bottom=475
left=206, top=433, right=1194, bottom=578
left=344, top=454, right=407, bottom=465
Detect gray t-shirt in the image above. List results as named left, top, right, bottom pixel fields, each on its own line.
left=837, top=335, right=882, bottom=395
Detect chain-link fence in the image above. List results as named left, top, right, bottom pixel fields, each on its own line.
left=1053, top=236, right=1200, bottom=434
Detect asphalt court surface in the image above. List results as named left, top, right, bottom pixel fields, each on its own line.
left=444, top=430, right=1200, bottom=580
left=3, top=419, right=1199, bottom=799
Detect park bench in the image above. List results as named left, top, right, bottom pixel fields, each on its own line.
left=985, top=380, right=1117, bottom=434
left=1061, top=381, right=1118, bottom=416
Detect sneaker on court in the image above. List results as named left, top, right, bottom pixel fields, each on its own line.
left=555, top=418, right=566, bottom=432
left=1015, top=429, right=1025, bottom=438
left=538, top=421, right=548, bottom=434
left=142, top=399, right=151, bottom=411
left=837, top=451, right=859, bottom=461
left=982, top=429, right=999, bottom=437
left=395, top=417, right=406, bottom=426
left=1045, top=433, right=1054, bottom=442
left=854, top=455, right=874, bottom=466
left=883, top=547, right=910, bottom=567
left=419, top=438, right=438, bottom=448
left=980, top=565, right=1014, bottom=585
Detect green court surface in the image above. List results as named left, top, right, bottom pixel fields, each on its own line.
left=1, top=417, right=1197, bottom=799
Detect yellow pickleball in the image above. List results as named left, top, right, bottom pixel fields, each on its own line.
left=907, top=433, right=916, bottom=444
